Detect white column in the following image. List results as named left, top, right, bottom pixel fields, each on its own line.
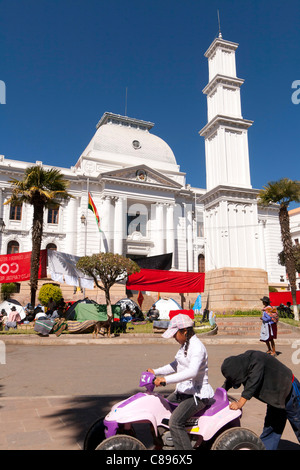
left=186, top=204, right=193, bottom=271
left=114, top=197, right=125, bottom=254
left=65, top=197, right=78, bottom=255
left=166, top=203, right=175, bottom=267
left=155, top=203, right=164, bottom=255
left=101, top=196, right=113, bottom=253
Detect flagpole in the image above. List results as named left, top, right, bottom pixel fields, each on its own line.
left=82, top=177, right=89, bottom=299
left=85, top=177, right=89, bottom=256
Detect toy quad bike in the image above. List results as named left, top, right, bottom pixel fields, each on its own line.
left=84, top=371, right=265, bottom=450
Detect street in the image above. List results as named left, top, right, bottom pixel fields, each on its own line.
left=0, top=341, right=299, bottom=450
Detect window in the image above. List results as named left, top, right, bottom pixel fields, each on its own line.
left=197, top=213, right=204, bottom=238
left=198, top=254, right=205, bottom=272
left=9, top=203, right=22, bottom=221
left=7, top=241, right=19, bottom=254
left=46, top=243, right=57, bottom=251
left=47, top=205, right=59, bottom=224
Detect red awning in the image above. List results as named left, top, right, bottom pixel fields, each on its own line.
left=126, top=269, right=205, bottom=293
left=269, top=291, right=300, bottom=306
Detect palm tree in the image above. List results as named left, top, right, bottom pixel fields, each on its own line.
left=5, top=165, right=73, bottom=306
left=258, top=178, right=300, bottom=320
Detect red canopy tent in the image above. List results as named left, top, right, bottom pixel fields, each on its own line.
left=126, top=269, right=205, bottom=293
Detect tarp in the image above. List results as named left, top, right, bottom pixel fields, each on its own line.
left=269, top=291, right=300, bottom=306
left=126, top=269, right=205, bottom=293
left=66, top=299, right=121, bottom=321
left=73, top=303, right=108, bottom=322
left=0, top=250, right=47, bottom=283
left=47, top=250, right=94, bottom=289
left=0, top=299, right=26, bottom=320
left=154, top=298, right=181, bottom=320
left=193, top=294, right=202, bottom=313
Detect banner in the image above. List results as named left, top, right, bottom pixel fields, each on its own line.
left=134, top=253, right=172, bottom=270
left=127, top=269, right=205, bottom=293
left=0, top=250, right=47, bottom=283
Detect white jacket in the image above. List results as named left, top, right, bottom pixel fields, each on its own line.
left=153, top=335, right=214, bottom=399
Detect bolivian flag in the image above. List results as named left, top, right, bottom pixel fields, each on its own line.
left=88, top=192, right=101, bottom=231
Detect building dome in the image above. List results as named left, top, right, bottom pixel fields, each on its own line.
left=78, top=112, right=178, bottom=170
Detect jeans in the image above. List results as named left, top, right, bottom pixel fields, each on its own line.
left=167, top=391, right=208, bottom=450
left=260, top=377, right=300, bottom=450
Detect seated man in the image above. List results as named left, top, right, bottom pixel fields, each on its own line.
left=147, top=304, right=159, bottom=322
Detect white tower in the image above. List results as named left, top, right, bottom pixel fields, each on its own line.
left=200, top=36, right=253, bottom=191
left=199, top=35, right=269, bottom=311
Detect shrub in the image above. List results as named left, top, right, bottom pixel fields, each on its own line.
left=1, top=282, right=17, bottom=301
left=38, top=283, right=62, bottom=306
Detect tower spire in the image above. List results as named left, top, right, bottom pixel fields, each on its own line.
left=217, top=10, right=222, bottom=38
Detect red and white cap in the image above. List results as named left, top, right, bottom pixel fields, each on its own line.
left=162, top=313, right=194, bottom=339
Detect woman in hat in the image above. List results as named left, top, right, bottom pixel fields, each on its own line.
left=260, top=296, right=278, bottom=356
left=147, top=312, right=214, bottom=450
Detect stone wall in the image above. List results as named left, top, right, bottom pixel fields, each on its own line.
left=202, top=267, right=269, bottom=312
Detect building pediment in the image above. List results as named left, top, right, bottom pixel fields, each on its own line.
left=100, top=165, right=182, bottom=190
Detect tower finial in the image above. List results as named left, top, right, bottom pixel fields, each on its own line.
left=217, top=10, right=222, bottom=38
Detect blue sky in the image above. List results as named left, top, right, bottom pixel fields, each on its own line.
left=0, top=0, right=299, bottom=200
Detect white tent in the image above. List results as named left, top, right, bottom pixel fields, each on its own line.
left=154, top=298, right=181, bottom=320
left=0, top=300, right=26, bottom=320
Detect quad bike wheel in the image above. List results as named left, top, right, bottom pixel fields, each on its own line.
left=211, top=427, right=265, bottom=450
left=96, top=434, right=146, bottom=450
left=84, top=417, right=106, bottom=450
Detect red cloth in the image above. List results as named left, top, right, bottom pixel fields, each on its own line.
left=0, top=250, right=47, bottom=283
left=269, top=291, right=300, bottom=306
left=169, top=309, right=194, bottom=320
left=127, top=269, right=205, bottom=293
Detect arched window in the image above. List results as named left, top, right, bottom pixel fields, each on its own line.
left=7, top=240, right=20, bottom=254
left=198, top=254, right=205, bottom=273
left=46, top=243, right=57, bottom=251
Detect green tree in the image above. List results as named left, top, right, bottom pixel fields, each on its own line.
left=5, top=165, right=73, bottom=307
left=278, top=244, right=300, bottom=274
left=76, top=252, right=140, bottom=318
left=258, top=178, right=300, bottom=320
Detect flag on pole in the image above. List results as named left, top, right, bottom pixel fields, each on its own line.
left=88, top=192, right=101, bottom=231
left=137, top=291, right=144, bottom=308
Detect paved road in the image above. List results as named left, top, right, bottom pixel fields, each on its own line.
left=0, top=340, right=300, bottom=450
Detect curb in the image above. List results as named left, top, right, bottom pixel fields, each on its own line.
left=1, top=332, right=299, bottom=346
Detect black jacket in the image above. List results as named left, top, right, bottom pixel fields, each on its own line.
left=221, top=350, right=293, bottom=409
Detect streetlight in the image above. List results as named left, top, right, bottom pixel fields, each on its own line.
left=0, top=218, right=5, bottom=232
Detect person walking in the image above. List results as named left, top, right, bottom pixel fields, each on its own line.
left=260, top=296, right=278, bottom=356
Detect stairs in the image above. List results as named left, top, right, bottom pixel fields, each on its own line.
left=216, top=317, right=299, bottom=337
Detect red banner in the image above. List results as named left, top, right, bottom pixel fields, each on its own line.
left=0, top=250, right=47, bottom=283
left=127, top=269, right=205, bottom=293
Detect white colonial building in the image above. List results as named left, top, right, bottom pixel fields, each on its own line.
left=0, top=34, right=291, bottom=309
